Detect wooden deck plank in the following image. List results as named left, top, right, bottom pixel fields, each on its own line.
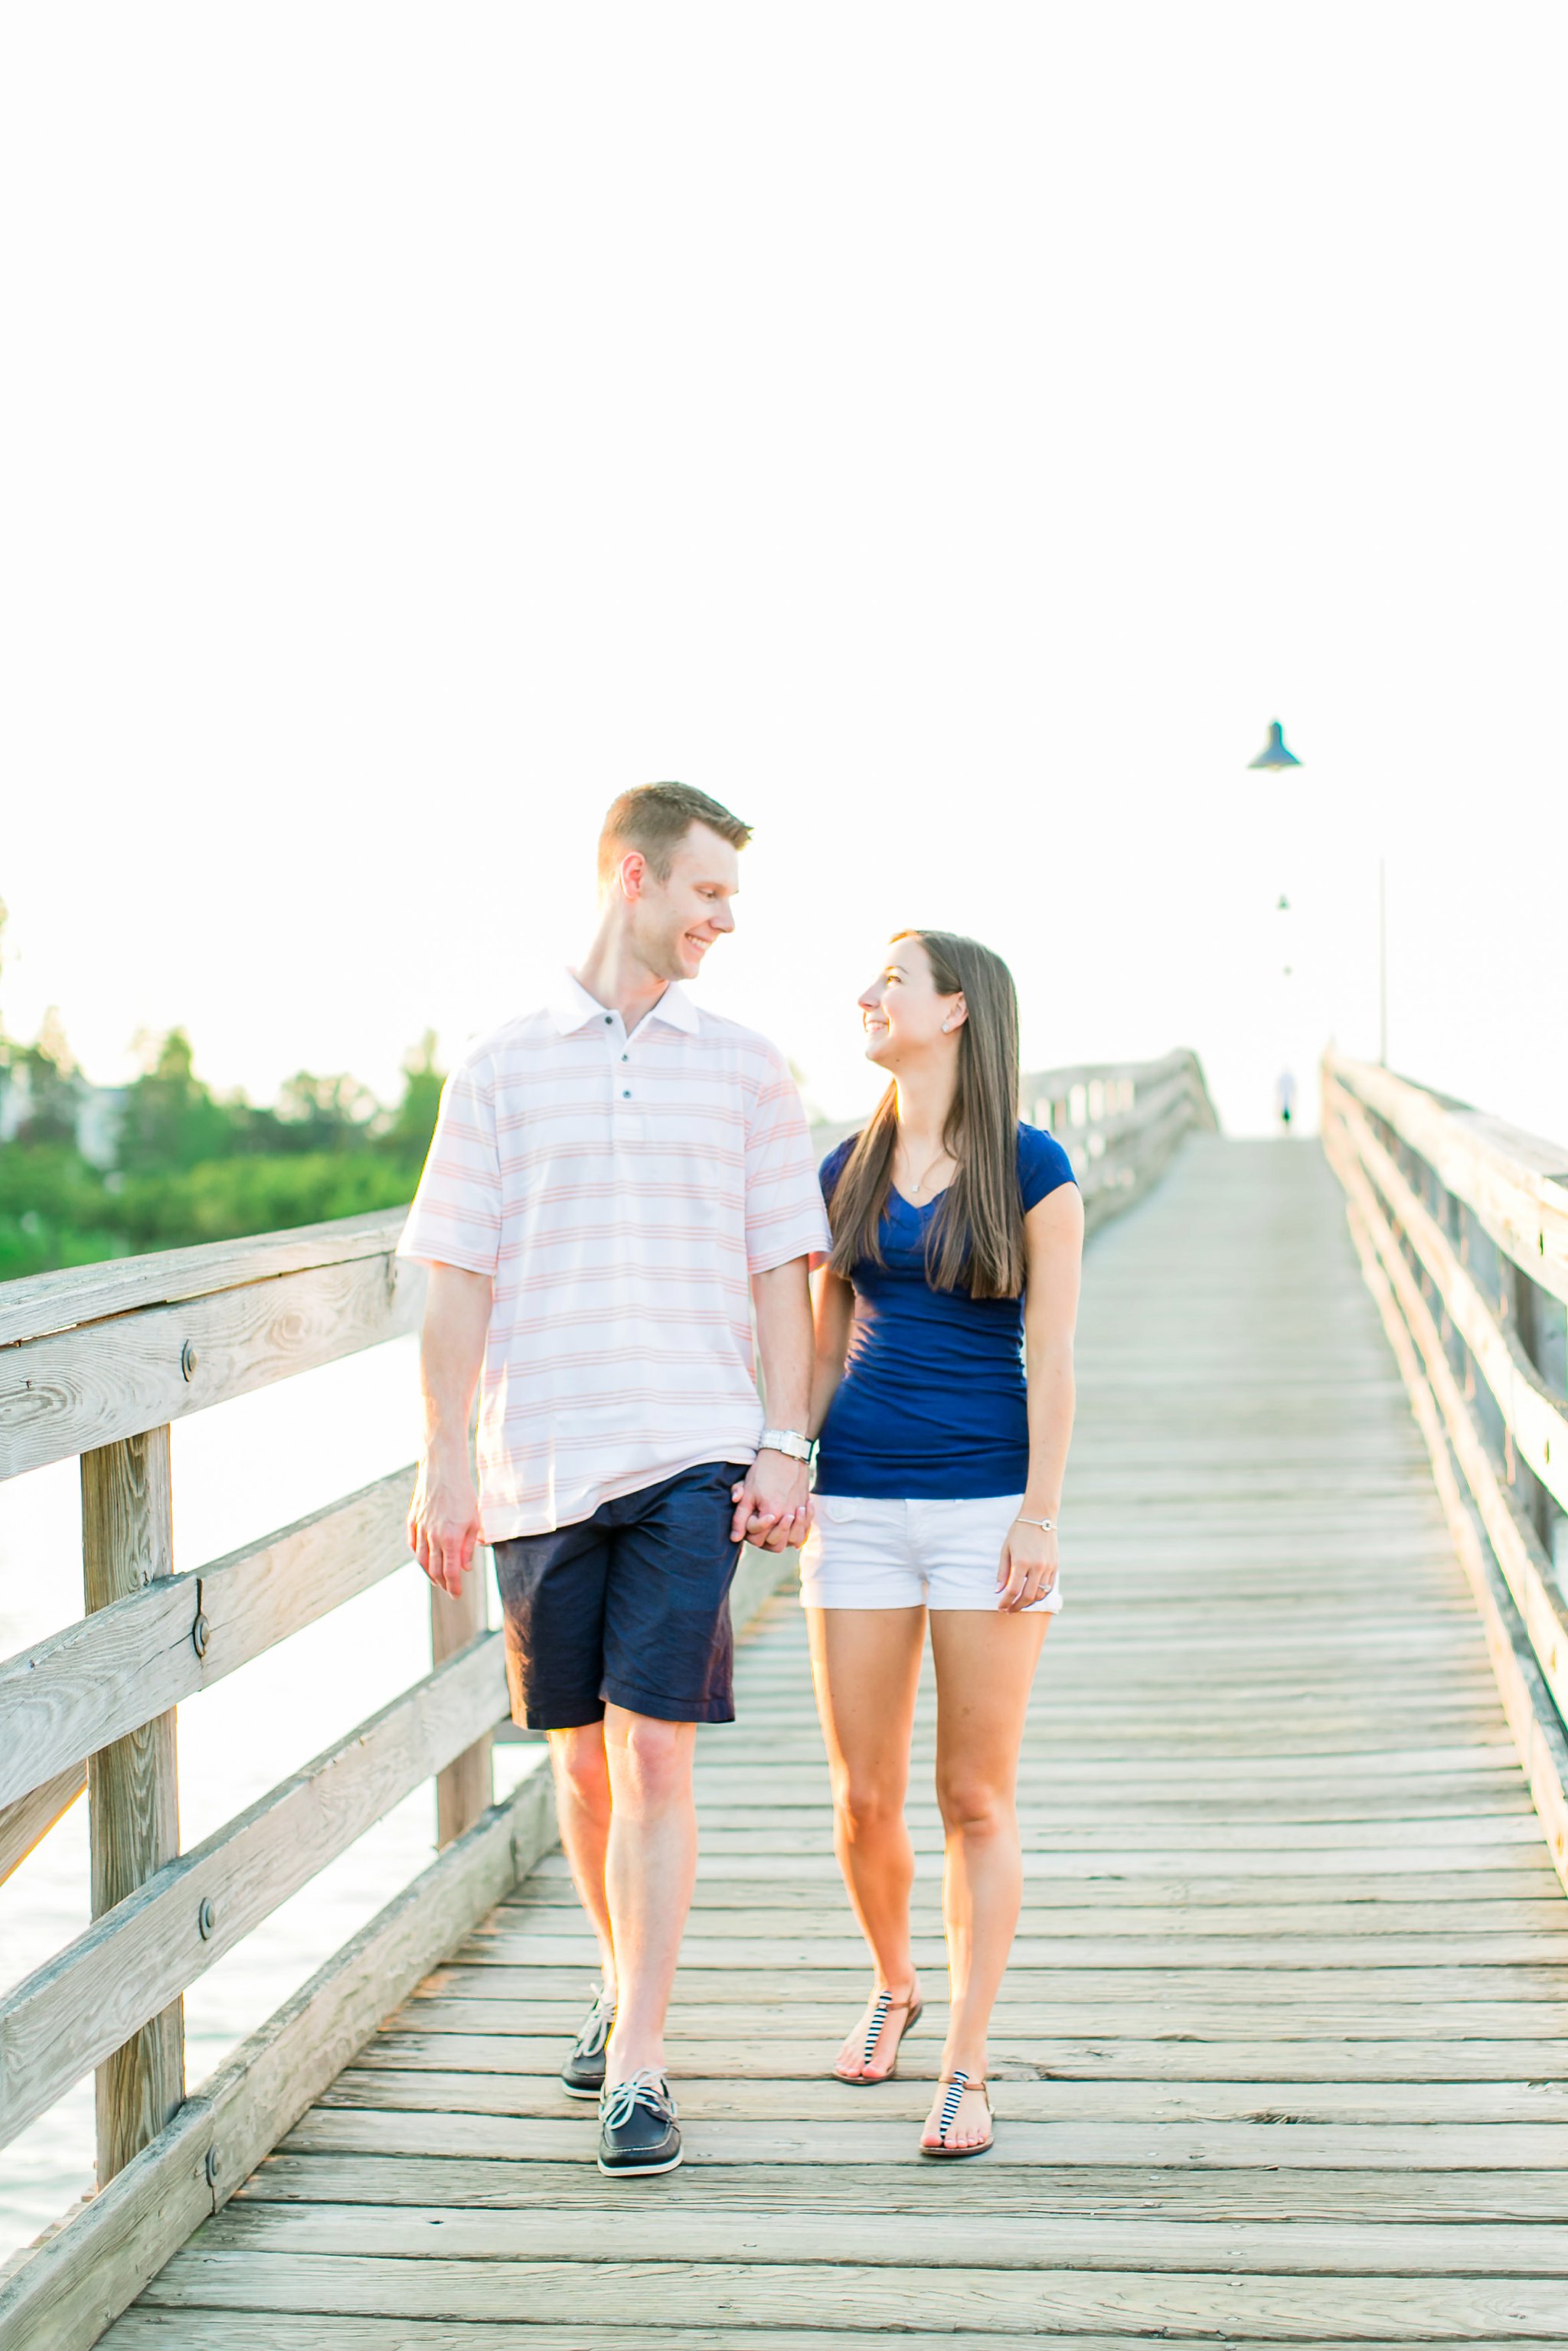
left=128, top=2251, right=1568, bottom=2333
left=239, top=2150, right=1568, bottom=2220
left=277, top=2105, right=1568, bottom=2167
left=96, top=2323, right=1568, bottom=2351
left=103, top=1138, right=1568, bottom=2346
left=350, top=2032, right=1568, bottom=2081
left=306, top=2071, right=1568, bottom=2124
left=185, top=2200, right=1568, bottom=2274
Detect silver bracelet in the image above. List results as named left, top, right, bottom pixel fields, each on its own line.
left=1014, top=1515, right=1057, bottom=1531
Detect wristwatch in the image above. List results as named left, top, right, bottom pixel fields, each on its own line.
left=758, top=1427, right=813, bottom=1462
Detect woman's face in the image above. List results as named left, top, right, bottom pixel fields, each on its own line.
left=858, top=936, right=965, bottom=1069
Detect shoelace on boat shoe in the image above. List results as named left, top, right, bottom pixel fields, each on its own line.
left=600, top=2069, right=675, bottom=2132
left=574, top=1987, right=616, bottom=2059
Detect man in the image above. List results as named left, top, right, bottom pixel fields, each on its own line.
left=399, top=782, right=826, bottom=2177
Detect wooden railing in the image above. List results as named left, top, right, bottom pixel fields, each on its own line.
left=1021, top=1048, right=1217, bottom=1230
left=0, top=1196, right=818, bottom=2349
left=0, top=1212, right=531, bottom=2350
left=1322, top=1053, right=1568, bottom=1892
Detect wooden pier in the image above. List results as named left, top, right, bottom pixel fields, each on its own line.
left=5, top=1059, right=1568, bottom=2346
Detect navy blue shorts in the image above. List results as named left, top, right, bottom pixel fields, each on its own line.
left=492, top=1461, right=744, bottom=1731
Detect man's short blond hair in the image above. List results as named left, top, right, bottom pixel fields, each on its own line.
left=596, top=782, right=752, bottom=890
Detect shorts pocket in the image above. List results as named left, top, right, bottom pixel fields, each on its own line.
left=815, top=1496, right=865, bottom=1524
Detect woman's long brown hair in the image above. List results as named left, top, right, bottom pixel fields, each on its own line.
left=826, top=930, right=1026, bottom=1299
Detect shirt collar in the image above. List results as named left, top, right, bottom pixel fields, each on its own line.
left=547, top=969, right=700, bottom=1037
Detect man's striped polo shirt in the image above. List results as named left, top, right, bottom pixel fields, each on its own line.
left=397, top=971, right=829, bottom=1539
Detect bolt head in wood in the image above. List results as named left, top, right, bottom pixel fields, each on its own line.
left=191, top=1611, right=210, bottom=1659
left=198, top=1898, right=217, bottom=1940
left=180, top=1340, right=198, bottom=1382
left=204, top=2146, right=220, bottom=2188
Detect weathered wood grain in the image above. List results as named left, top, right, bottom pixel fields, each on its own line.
left=0, top=1212, right=409, bottom=1352
left=191, top=2196, right=1568, bottom=2273
left=128, top=2251, right=1568, bottom=2332
left=430, top=1582, right=492, bottom=1851
left=0, top=1759, right=85, bottom=1885
left=1329, top=1076, right=1568, bottom=1517
left=1335, top=1187, right=1568, bottom=1894
left=279, top=2101, right=1568, bottom=2168
left=0, top=1468, right=416, bottom=1810
left=237, top=2149, right=1568, bottom=2220
left=0, top=1770, right=554, bottom=2351
left=0, top=1637, right=511, bottom=2149
left=90, top=2323, right=1568, bottom=2351
left=82, top=1429, right=185, bottom=2186
left=313, top=2065, right=1568, bottom=2125
left=1329, top=1053, right=1568, bottom=1311
left=334, top=2029, right=1568, bottom=2082
left=1, top=1252, right=424, bottom=1479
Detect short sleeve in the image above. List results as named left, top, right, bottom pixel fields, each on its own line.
left=744, top=1047, right=833, bottom=1274
left=397, top=1055, right=502, bottom=1275
left=1018, top=1122, right=1077, bottom=1213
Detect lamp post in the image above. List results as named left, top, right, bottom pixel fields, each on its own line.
left=1248, top=721, right=1302, bottom=1125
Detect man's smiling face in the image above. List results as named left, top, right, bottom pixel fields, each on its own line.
left=628, top=819, right=740, bottom=981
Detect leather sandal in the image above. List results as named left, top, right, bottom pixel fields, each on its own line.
left=834, top=1982, right=923, bottom=2083
left=920, top=2069, right=994, bottom=2157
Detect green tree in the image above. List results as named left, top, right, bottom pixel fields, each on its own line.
left=116, top=1028, right=241, bottom=1171
left=273, top=1070, right=380, bottom=1154
left=378, top=1030, right=445, bottom=1164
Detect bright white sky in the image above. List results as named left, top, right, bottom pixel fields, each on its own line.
left=2, top=4, right=1564, bottom=1143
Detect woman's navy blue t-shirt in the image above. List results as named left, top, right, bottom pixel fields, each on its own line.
left=814, top=1123, right=1076, bottom=1500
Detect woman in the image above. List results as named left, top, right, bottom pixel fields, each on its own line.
left=802, top=930, right=1083, bottom=2157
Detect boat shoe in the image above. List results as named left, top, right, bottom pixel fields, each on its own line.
left=560, top=1982, right=616, bottom=2098
left=597, top=2067, right=682, bottom=2177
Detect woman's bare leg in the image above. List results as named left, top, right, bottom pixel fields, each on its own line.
left=805, top=1605, right=927, bottom=2078
left=922, top=1609, right=1050, bottom=2147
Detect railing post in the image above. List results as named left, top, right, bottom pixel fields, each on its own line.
left=430, top=1561, right=493, bottom=1848
left=80, top=1425, right=185, bottom=2184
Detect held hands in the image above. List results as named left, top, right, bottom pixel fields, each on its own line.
left=409, top=1447, right=482, bottom=1597
left=730, top=1449, right=812, bottom=1552
left=996, top=1517, right=1058, bottom=1612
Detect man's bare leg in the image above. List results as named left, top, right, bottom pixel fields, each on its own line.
left=600, top=1705, right=697, bottom=2079
left=547, top=1723, right=616, bottom=1997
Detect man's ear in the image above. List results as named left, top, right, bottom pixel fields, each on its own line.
left=616, top=850, right=648, bottom=903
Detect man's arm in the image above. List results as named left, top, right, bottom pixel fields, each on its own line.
left=408, top=1262, right=493, bottom=1596
left=729, top=1255, right=814, bottom=1551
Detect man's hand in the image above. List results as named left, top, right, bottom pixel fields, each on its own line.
left=730, top=1448, right=811, bottom=1551
left=410, top=1446, right=483, bottom=1595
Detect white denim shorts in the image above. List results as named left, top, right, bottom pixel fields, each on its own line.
left=799, top=1493, right=1062, bottom=1614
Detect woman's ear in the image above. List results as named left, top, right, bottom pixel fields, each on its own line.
left=941, top=995, right=969, bottom=1035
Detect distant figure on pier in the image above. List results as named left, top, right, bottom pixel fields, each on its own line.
left=801, top=932, right=1083, bottom=2157
left=399, top=782, right=826, bottom=2179
left=1277, top=1069, right=1297, bottom=1128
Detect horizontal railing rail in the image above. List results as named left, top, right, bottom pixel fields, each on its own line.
left=1322, top=1052, right=1568, bottom=1892
left=814, top=1051, right=1218, bottom=1236
left=1022, top=1048, right=1217, bottom=1229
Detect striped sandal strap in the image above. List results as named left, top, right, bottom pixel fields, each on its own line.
left=861, top=1990, right=893, bottom=2069
left=860, top=1987, right=920, bottom=2069
left=936, top=2072, right=990, bottom=2145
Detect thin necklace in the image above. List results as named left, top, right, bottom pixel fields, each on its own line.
left=901, top=1144, right=951, bottom=1200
